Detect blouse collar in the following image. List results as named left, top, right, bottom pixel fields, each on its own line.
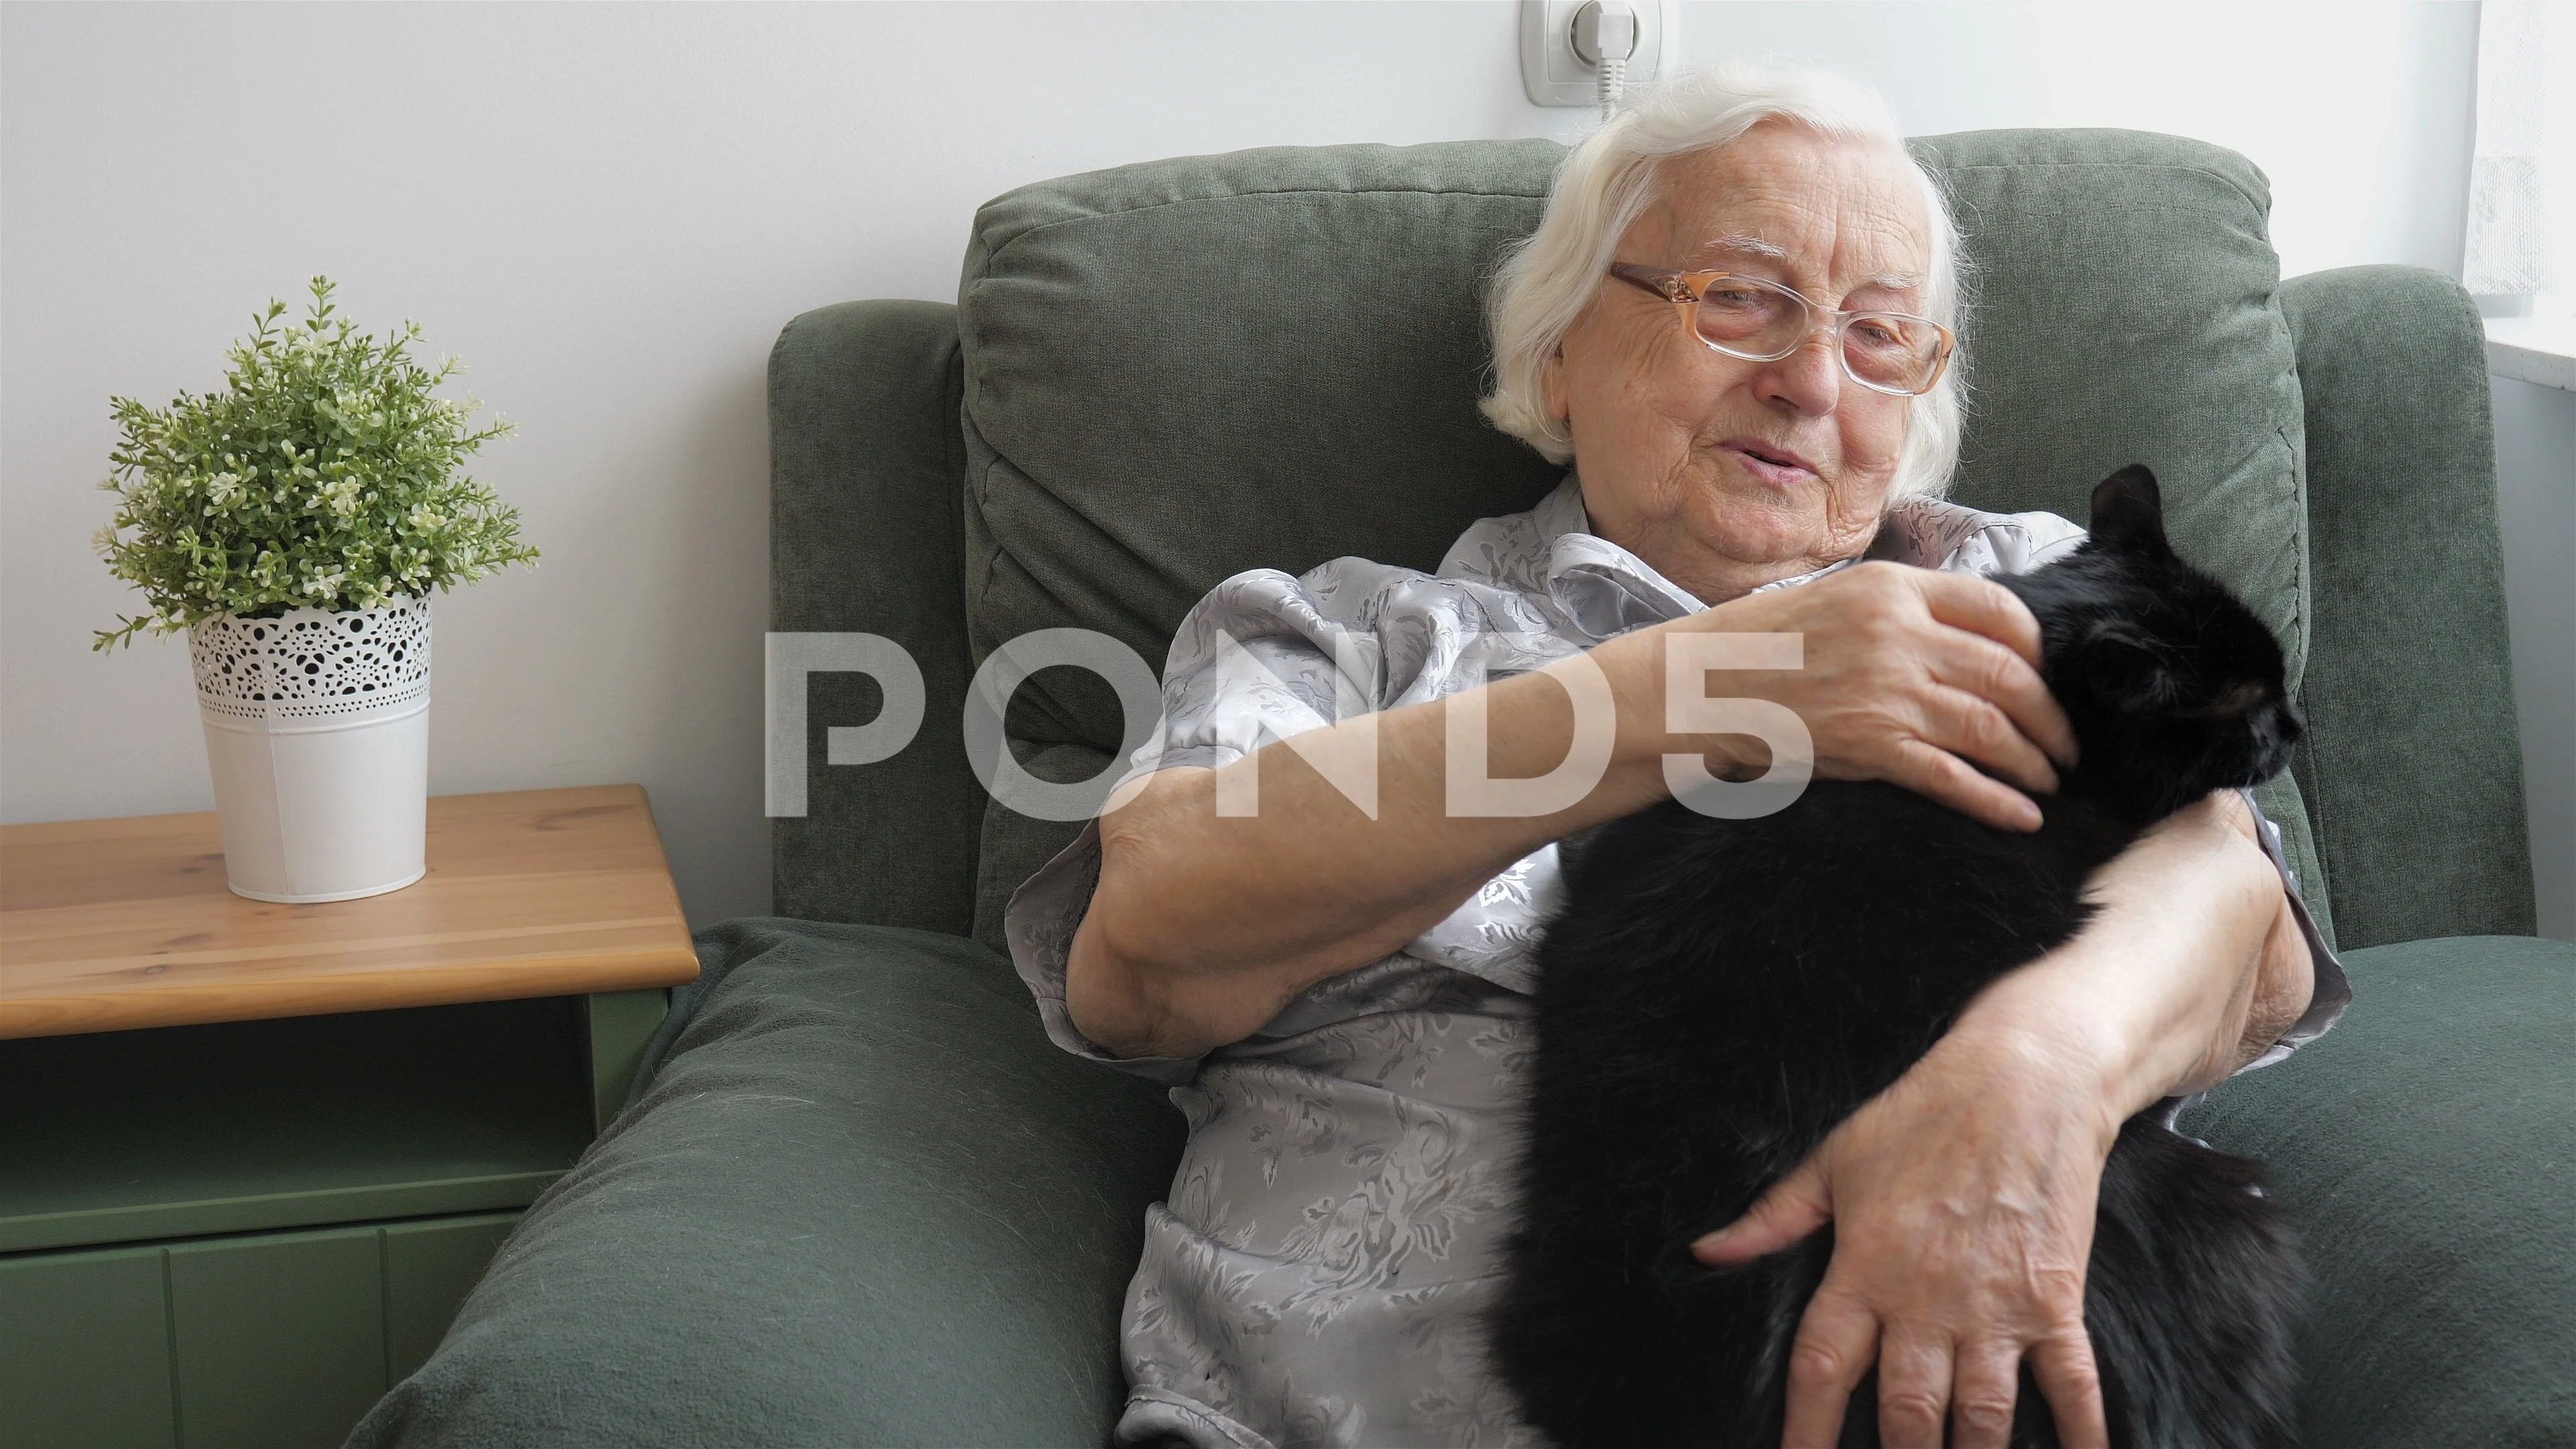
left=1503, top=474, right=1860, bottom=645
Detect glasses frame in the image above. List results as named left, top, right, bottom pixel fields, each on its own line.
left=1607, top=262, right=1955, bottom=398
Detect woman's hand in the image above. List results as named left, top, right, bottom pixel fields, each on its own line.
left=1691, top=1011, right=2118, bottom=1449
left=1688, top=792, right=2296, bottom=1448
left=1077, top=560, right=2080, bottom=1056
left=1649, top=561, right=2079, bottom=832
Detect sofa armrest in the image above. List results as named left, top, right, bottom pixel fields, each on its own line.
left=2281, top=266, right=2536, bottom=947
left=2189, top=933, right=2575, bottom=1444
left=352, top=920, right=1184, bottom=1449
left=771, top=301, right=987, bottom=932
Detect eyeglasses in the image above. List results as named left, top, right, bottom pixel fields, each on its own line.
left=1608, top=263, right=1955, bottom=397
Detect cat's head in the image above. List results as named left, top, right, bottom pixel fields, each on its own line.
left=1997, top=465, right=2304, bottom=824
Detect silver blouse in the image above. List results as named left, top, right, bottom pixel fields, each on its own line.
left=1006, top=477, right=2349, bottom=1449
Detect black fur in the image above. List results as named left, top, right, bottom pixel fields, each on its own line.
left=1492, top=466, right=2306, bottom=1448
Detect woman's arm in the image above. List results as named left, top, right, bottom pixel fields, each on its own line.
left=2202, top=793, right=2318, bottom=1077
left=1070, top=665, right=1645, bottom=1059
left=1695, top=792, right=2315, bottom=1449
left=1069, top=563, right=2080, bottom=1059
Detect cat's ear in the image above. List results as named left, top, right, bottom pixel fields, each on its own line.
left=2088, top=465, right=2173, bottom=558
left=2084, top=619, right=2184, bottom=713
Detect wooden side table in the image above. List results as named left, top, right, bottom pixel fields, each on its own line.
left=0, top=785, right=700, bottom=1449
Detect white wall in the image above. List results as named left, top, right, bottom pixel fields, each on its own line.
left=1, top=1, right=2493, bottom=925
left=2494, top=376, right=2576, bottom=941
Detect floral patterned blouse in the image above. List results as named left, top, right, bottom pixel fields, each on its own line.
left=1006, top=476, right=2349, bottom=1449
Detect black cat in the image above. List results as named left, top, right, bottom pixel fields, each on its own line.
left=1493, top=466, right=2305, bottom=1448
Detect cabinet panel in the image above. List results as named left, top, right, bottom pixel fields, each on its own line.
left=0, top=1244, right=174, bottom=1449
left=168, top=1226, right=385, bottom=1449
left=0, top=997, right=588, bottom=1255
left=383, top=1212, right=518, bottom=1382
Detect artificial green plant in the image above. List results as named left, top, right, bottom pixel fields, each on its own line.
left=94, top=276, right=535, bottom=649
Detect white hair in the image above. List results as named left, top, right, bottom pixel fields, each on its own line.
left=1480, top=62, right=1968, bottom=505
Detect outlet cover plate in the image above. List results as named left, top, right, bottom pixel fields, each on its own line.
left=1519, top=0, right=1678, bottom=107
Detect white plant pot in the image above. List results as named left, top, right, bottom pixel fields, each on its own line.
left=189, top=598, right=431, bottom=903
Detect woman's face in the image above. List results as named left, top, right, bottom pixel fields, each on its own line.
left=1543, top=121, right=1935, bottom=604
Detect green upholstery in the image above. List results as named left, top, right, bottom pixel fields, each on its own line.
left=348, top=922, right=1179, bottom=1447
left=357, top=129, right=2562, bottom=1449
left=350, top=928, right=2573, bottom=1449
left=958, top=141, right=1566, bottom=718
left=769, top=302, right=983, bottom=933
left=2192, top=935, right=2575, bottom=1444
left=2278, top=266, right=2537, bottom=947
left=1916, top=129, right=2311, bottom=689
left=1913, top=130, right=2331, bottom=925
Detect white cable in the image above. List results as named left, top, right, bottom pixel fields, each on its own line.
left=1570, top=1, right=1638, bottom=123
left=1597, top=54, right=1625, bottom=120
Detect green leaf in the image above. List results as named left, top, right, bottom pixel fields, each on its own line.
left=93, top=276, right=533, bottom=645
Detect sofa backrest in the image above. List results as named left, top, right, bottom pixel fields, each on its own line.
left=769, top=131, right=2534, bottom=952
left=949, top=129, right=2329, bottom=943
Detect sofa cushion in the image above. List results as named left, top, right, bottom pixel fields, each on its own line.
left=1913, top=129, right=2326, bottom=926
left=2191, top=933, right=2576, bottom=1445
left=957, top=140, right=1569, bottom=757
left=1915, top=129, right=2312, bottom=696
left=345, top=920, right=1184, bottom=1449
left=348, top=933, right=2571, bottom=1449
left=955, top=131, right=2326, bottom=928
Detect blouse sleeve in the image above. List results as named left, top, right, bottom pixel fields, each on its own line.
left=1001, top=818, right=1207, bottom=1084
left=2235, top=790, right=2352, bottom=1071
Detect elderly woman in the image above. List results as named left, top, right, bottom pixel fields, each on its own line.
left=1008, top=64, right=2345, bottom=1449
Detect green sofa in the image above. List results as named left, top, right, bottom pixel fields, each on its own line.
left=351, top=131, right=2574, bottom=1448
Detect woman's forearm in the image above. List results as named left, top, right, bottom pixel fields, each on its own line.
left=1953, top=795, right=2306, bottom=1132
left=2216, top=788, right=2319, bottom=1071
left=1070, top=655, right=1678, bottom=1058
left=1071, top=564, right=2086, bottom=1060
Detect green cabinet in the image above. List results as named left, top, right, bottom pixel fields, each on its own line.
left=168, top=1227, right=387, bottom=1449
left=0, top=1245, right=173, bottom=1449
left=384, top=1214, right=520, bottom=1382
left=0, top=1214, right=519, bottom=1449
left=0, top=990, right=665, bottom=1448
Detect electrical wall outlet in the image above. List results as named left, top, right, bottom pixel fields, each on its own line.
left=1519, top=0, right=1678, bottom=107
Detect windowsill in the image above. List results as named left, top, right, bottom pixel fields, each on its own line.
left=2485, top=316, right=2576, bottom=391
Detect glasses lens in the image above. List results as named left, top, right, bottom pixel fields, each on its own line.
left=1691, top=277, right=1806, bottom=354
left=1840, top=313, right=1947, bottom=394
